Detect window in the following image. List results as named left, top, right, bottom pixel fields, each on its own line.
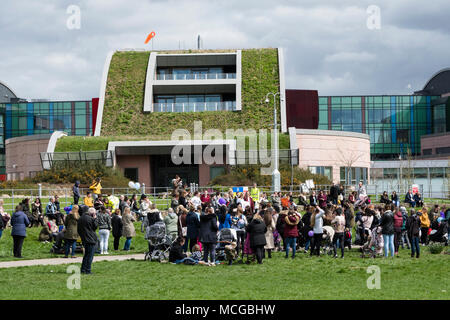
left=383, top=168, right=398, bottom=179
left=308, top=166, right=332, bottom=180
left=124, top=168, right=138, bottom=182
left=413, top=168, right=427, bottom=179
left=397, top=129, right=409, bottom=143
left=210, top=166, right=225, bottom=180
left=422, top=149, right=432, bottom=155
left=436, top=147, right=450, bottom=154
left=430, top=168, right=444, bottom=178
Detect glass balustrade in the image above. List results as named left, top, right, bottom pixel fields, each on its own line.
left=153, top=101, right=236, bottom=112
left=155, top=73, right=236, bottom=80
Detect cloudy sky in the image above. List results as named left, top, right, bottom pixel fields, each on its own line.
left=1, top=0, right=449, bottom=100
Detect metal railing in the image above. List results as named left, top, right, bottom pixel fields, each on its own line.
left=153, top=101, right=236, bottom=112
left=156, top=73, right=236, bottom=80
left=40, top=150, right=114, bottom=170
left=0, top=183, right=447, bottom=215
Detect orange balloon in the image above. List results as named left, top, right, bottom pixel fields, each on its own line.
left=145, top=31, right=156, bottom=44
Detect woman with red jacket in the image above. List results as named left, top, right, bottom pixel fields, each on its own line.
left=318, top=190, right=328, bottom=209
left=284, top=209, right=300, bottom=259
left=393, top=207, right=404, bottom=255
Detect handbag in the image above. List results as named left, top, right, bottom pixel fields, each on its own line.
left=179, top=217, right=187, bottom=237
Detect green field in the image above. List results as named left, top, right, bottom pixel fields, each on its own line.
left=0, top=246, right=448, bottom=300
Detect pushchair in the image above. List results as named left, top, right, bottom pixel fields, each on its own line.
left=50, top=230, right=83, bottom=254
left=360, top=226, right=384, bottom=258
left=321, top=226, right=335, bottom=256
left=144, top=221, right=174, bottom=262
left=429, top=220, right=448, bottom=244
left=215, top=228, right=237, bottom=262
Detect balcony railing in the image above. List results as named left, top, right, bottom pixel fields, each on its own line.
left=155, top=73, right=236, bottom=81
left=153, top=101, right=236, bottom=112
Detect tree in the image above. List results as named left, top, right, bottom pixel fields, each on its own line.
left=336, top=148, right=364, bottom=185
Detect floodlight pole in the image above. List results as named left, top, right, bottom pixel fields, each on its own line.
left=265, top=92, right=281, bottom=193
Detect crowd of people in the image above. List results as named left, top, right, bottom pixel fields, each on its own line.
left=0, top=177, right=448, bottom=273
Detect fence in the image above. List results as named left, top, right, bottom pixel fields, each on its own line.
left=0, top=183, right=447, bottom=214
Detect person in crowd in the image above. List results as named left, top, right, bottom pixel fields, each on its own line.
left=186, top=205, right=201, bottom=252
left=272, top=192, right=281, bottom=213
left=171, top=175, right=183, bottom=190
left=281, top=194, right=290, bottom=210
left=97, top=206, right=112, bottom=255
left=414, top=192, right=424, bottom=208
left=84, top=191, right=94, bottom=208
left=31, top=197, right=44, bottom=227
left=111, top=209, right=123, bottom=251
left=171, top=193, right=180, bottom=212
left=309, top=191, right=318, bottom=207
left=405, top=189, right=415, bottom=208
left=419, top=207, right=430, bottom=245
left=263, top=209, right=276, bottom=259
left=283, top=209, right=300, bottom=259
left=348, top=191, right=356, bottom=205
left=380, top=191, right=391, bottom=205
left=246, top=211, right=267, bottom=264
left=179, top=190, right=188, bottom=209
left=218, top=205, right=232, bottom=230
left=310, top=205, right=325, bottom=256
left=329, top=182, right=339, bottom=205
left=331, top=207, right=346, bottom=258
left=130, top=194, right=140, bottom=217
left=301, top=205, right=313, bottom=252
left=72, top=181, right=80, bottom=205
left=77, top=207, right=98, bottom=274
left=393, top=206, right=404, bottom=256
left=298, top=193, right=308, bottom=209
left=54, top=195, right=61, bottom=214
left=144, top=203, right=162, bottom=230
left=391, top=191, right=399, bottom=207
left=338, top=184, right=345, bottom=204
left=21, top=198, right=31, bottom=226
left=380, top=204, right=395, bottom=258
left=190, top=191, right=202, bottom=210
left=64, top=205, right=79, bottom=258
left=231, top=207, right=247, bottom=259
left=0, top=200, right=10, bottom=231
left=199, top=207, right=218, bottom=265
left=169, top=236, right=188, bottom=263
left=122, top=207, right=136, bottom=251
left=89, top=177, right=102, bottom=201
left=399, top=206, right=410, bottom=249
left=0, top=210, right=4, bottom=240
left=276, top=209, right=288, bottom=252
left=200, top=190, right=211, bottom=211
left=177, top=205, right=188, bottom=252
left=406, top=209, right=421, bottom=258
left=11, top=204, right=30, bottom=258
left=164, top=208, right=178, bottom=241
left=317, top=190, right=327, bottom=209
left=139, top=194, right=152, bottom=221
left=94, top=194, right=105, bottom=211
left=46, top=196, right=58, bottom=222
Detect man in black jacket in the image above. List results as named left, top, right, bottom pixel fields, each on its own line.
left=77, top=207, right=98, bottom=274
left=73, top=181, right=80, bottom=205
left=406, top=209, right=421, bottom=258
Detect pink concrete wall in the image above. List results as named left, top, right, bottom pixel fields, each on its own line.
left=421, top=133, right=450, bottom=153
left=6, top=138, right=50, bottom=180
left=116, top=155, right=151, bottom=187
left=295, top=133, right=371, bottom=183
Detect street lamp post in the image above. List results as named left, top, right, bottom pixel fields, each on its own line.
left=265, top=92, right=281, bottom=192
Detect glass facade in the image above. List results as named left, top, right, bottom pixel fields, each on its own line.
left=318, top=95, right=440, bottom=160
left=0, top=100, right=93, bottom=177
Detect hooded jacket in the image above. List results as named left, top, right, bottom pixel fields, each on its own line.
left=393, top=210, right=404, bottom=232
left=246, top=217, right=267, bottom=247
left=284, top=214, right=300, bottom=238
left=380, top=210, right=394, bottom=235
left=199, top=213, right=218, bottom=244
left=164, top=211, right=178, bottom=235
left=186, top=211, right=200, bottom=239
left=73, top=181, right=80, bottom=197
left=419, top=211, right=430, bottom=228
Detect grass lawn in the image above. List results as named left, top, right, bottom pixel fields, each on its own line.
left=0, top=222, right=148, bottom=262
left=0, top=247, right=448, bottom=300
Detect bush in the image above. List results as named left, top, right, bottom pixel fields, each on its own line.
left=30, top=162, right=129, bottom=187
left=429, top=243, right=444, bottom=254
left=209, top=164, right=331, bottom=187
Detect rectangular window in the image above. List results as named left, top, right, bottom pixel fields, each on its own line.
left=124, top=168, right=138, bottom=182
left=413, top=168, right=427, bottom=179
left=430, top=167, right=444, bottom=178
left=210, top=166, right=225, bottom=180
left=436, top=147, right=450, bottom=154
left=422, top=148, right=432, bottom=155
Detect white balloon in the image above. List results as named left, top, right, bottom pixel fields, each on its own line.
left=128, top=181, right=135, bottom=189
left=135, top=182, right=141, bottom=190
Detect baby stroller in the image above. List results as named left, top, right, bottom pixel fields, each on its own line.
left=215, top=228, right=237, bottom=262
left=144, top=221, right=174, bottom=262
left=321, top=226, right=335, bottom=256
left=50, top=231, right=83, bottom=254
left=361, top=226, right=384, bottom=258
left=429, top=220, right=448, bottom=244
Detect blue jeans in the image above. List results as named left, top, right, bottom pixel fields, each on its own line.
left=65, top=239, right=76, bottom=257
left=124, top=237, right=132, bottom=250
left=383, top=234, right=395, bottom=257
left=0, top=229, right=3, bottom=239
left=305, top=238, right=310, bottom=251
left=81, top=243, right=95, bottom=274
left=175, top=257, right=198, bottom=264
left=285, top=237, right=297, bottom=257
left=411, top=236, right=420, bottom=257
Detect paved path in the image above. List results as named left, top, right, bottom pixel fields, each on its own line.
left=0, top=254, right=144, bottom=269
